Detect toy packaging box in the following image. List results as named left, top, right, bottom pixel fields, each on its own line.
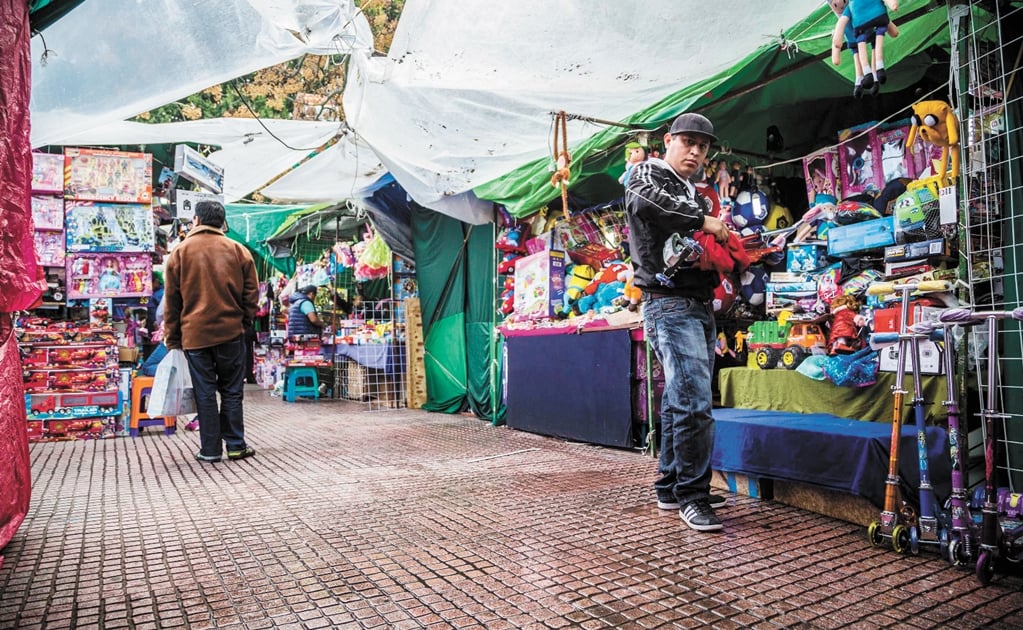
left=827, top=216, right=896, bottom=257
left=31, top=195, right=64, bottom=230
left=876, top=121, right=918, bottom=183
left=513, top=250, right=566, bottom=320
left=785, top=243, right=828, bottom=274
left=66, top=253, right=153, bottom=300
left=34, top=230, right=66, bottom=267
left=64, top=148, right=153, bottom=203
left=802, top=148, right=842, bottom=206
left=837, top=123, right=883, bottom=198
left=65, top=202, right=155, bottom=252
left=31, top=152, right=64, bottom=193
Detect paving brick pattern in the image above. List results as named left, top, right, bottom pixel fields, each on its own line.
left=2, top=386, right=1022, bottom=629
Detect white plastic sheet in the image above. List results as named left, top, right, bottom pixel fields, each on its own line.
left=343, top=0, right=824, bottom=213
left=30, top=0, right=372, bottom=147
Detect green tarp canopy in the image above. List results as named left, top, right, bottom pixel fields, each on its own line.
left=474, top=0, right=958, bottom=217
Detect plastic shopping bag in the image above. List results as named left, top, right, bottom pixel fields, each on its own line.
left=147, top=349, right=196, bottom=416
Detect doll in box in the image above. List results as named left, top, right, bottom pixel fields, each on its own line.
left=98, top=257, right=122, bottom=292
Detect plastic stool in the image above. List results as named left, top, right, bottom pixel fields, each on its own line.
left=284, top=366, right=320, bottom=402
left=129, top=375, right=177, bottom=436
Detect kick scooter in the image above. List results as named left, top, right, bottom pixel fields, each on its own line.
left=939, top=306, right=1023, bottom=584
left=912, top=316, right=980, bottom=568
left=866, top=279, right=950, bottom=553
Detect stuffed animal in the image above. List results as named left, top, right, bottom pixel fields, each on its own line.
left=495, top=224, right=528, bottom=252
left=619, top=142, right=648, bottom=187
left=906, top=99, right=960, bottom=186
left=498, top=253, right=523, bottom=275
left=826, top=0, right=900, bottom=97
left=830, top=0, right=899, bottom=97
left=582, top=262, right=629, bottom=296
left=617, top=268, right=642, bottom=311
left=563, top=263, right=595, bottom=309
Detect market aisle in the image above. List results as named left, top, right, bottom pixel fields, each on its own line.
left=1, top=387, right=1022, bottom=629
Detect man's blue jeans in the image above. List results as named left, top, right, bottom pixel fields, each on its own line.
left=643, top=296, right=716, bottom=507
left=185, top=335, right=247, bottom=457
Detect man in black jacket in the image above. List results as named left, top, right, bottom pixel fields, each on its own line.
left=625, top=113, right=731, bottom=532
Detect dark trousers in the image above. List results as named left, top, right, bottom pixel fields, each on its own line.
left=185, top=335, right=247, bottom=457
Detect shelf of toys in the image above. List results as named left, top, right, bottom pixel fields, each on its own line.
left=21, top=148, right=158, bottom=441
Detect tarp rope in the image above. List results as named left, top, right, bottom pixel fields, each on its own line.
left=550, top=111, right=572, bottom=221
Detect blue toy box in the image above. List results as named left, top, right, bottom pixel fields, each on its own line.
left=786, top=243, right=828, bottom=273
left=826, top=216, right=896, bottom=257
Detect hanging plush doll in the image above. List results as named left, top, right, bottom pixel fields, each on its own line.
left=906, top=100, right=960, bottom=186
left=830, top=0, right=899, bottom=97
left=618, top=142, right=648, bottom=187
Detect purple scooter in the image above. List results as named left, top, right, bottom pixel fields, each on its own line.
left=938, top=306, right=1023, bottom=584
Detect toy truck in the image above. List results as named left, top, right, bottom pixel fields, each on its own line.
left=746, top=316, right=828, bottom=369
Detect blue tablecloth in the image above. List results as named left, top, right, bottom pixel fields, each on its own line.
left=711, top=407, right=951, bottom=510
left=329, top=343, right=405, bottom=375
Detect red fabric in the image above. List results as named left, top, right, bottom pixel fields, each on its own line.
left=694, top=231, right=751, bottom=275
left=0, top=0, right=34, bottom=561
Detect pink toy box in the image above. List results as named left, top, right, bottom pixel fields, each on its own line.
left=31, top=152, right=64, bottom=193
left=876, top=120, right=918, bottom=184
left=802, top=148, right=842, bottom=206
left=837, top=123, right=883, bottom=198
left=66, top=253, right=153, bottom=300
left=513, top=250, right=567, bottom=320
left=31, top=195, right=64, bottom=230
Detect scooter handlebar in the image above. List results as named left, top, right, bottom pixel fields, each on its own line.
left=866, top=280, right=951, bottom=297
left=869, top=332, right=900, bottom=350
left=940, top=307, right=1023, bottom=324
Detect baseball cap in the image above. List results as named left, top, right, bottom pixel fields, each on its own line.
left=669, top=113, right=717, bottom=142
left=300, top=284, right=319, bottom=295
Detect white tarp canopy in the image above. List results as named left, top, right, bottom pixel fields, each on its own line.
left=341, top=0, right=826, bottom=224
left=30, top=0, right=373, bottom=148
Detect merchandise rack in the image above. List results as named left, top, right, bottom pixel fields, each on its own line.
left=949, top=1, right=1023, bottom=489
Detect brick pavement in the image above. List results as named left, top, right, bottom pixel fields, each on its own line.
left=1, top=386, right=1022, bottom=629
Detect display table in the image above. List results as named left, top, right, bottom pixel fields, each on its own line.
left=330, top=343, right=405, bottom=375
left=718, top=367, right=948, bottom=423
left=505, top=328, right=633, bottom=448
left=711, top=407, right=951, bottom=510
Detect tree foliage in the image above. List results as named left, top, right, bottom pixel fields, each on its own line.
left=133, top=0, right=403, bottom=125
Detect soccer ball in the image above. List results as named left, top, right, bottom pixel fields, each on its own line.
left=738, top=265, right=768, bottom=307
left=713, top=274, right=736, bottom=314
left=731, top=190, right=770, bottom=232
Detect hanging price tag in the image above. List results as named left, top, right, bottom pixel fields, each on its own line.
left=939, top=184, right=957, bottom=226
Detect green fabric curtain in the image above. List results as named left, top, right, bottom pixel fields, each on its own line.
left=225, top=203, right=307, bottom=277
left=411, top=205, right=469, bottom=413
left=465, top=219, right=504, bottom=424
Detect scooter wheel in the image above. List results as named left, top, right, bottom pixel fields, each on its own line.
left=948, top=539, right=967, bottom=567
left=976, top=550, right=995, bottom=585
left=867, top=521, right=883, bottom=547
left=892, top=524, right=911, bottom=554
left=939, top=529, right=949, bottom=562
left=909, top=526, right=920, bottom=556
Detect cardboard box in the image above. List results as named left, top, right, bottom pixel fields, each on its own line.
left=786, top=243, right=828, bottom=273
left=567, top=242, right=620, bottom=270
left=878, top=339, right=943, bottom=374
left=837, top=123, right=883, bottom=198
left=827, top=217, right=896, bottom=257
left=513, top=250, right=567, bottom=320
left=884, top=238, right=949, bottom=262
left=872, top=302, right=944, bottom=333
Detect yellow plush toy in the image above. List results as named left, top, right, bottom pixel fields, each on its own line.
left=906, top=100, right=960, bottom=186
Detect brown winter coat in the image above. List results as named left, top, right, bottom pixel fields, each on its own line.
left=163, top=225, right=258, bottom=351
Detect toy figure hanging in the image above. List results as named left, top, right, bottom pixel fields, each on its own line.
left=618, top=142, right=648, bottom=187
left=830, top=0, right=899, bottom=97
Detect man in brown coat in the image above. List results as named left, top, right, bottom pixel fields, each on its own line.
left=164, top=201, right=259, bottom=463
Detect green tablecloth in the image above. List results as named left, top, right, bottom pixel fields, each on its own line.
left=717, top=367, right=948, bottom=423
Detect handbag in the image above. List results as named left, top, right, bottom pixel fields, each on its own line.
left=147, top=349, right=196, bottom=416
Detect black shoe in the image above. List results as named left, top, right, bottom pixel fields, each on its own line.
left=680, top=500, right=723, bottom=532
left=868, top=81, right=880, bottom=96
left=876, top=68, right=887, bottom=84
left=227, top=446, right=256, bottom=461
left=861, top=72, right=875, bottom=90
left=853, top=82, right=864, bottom=98
left=195, top=452, right=221, bottom=463
left=657, top=494, right=728, bottom=510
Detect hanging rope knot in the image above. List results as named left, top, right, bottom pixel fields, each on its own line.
left=551, top=111, right=572, bottom=220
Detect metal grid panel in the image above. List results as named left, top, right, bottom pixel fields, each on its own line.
left=951, top=1, right=1023, bottom=489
